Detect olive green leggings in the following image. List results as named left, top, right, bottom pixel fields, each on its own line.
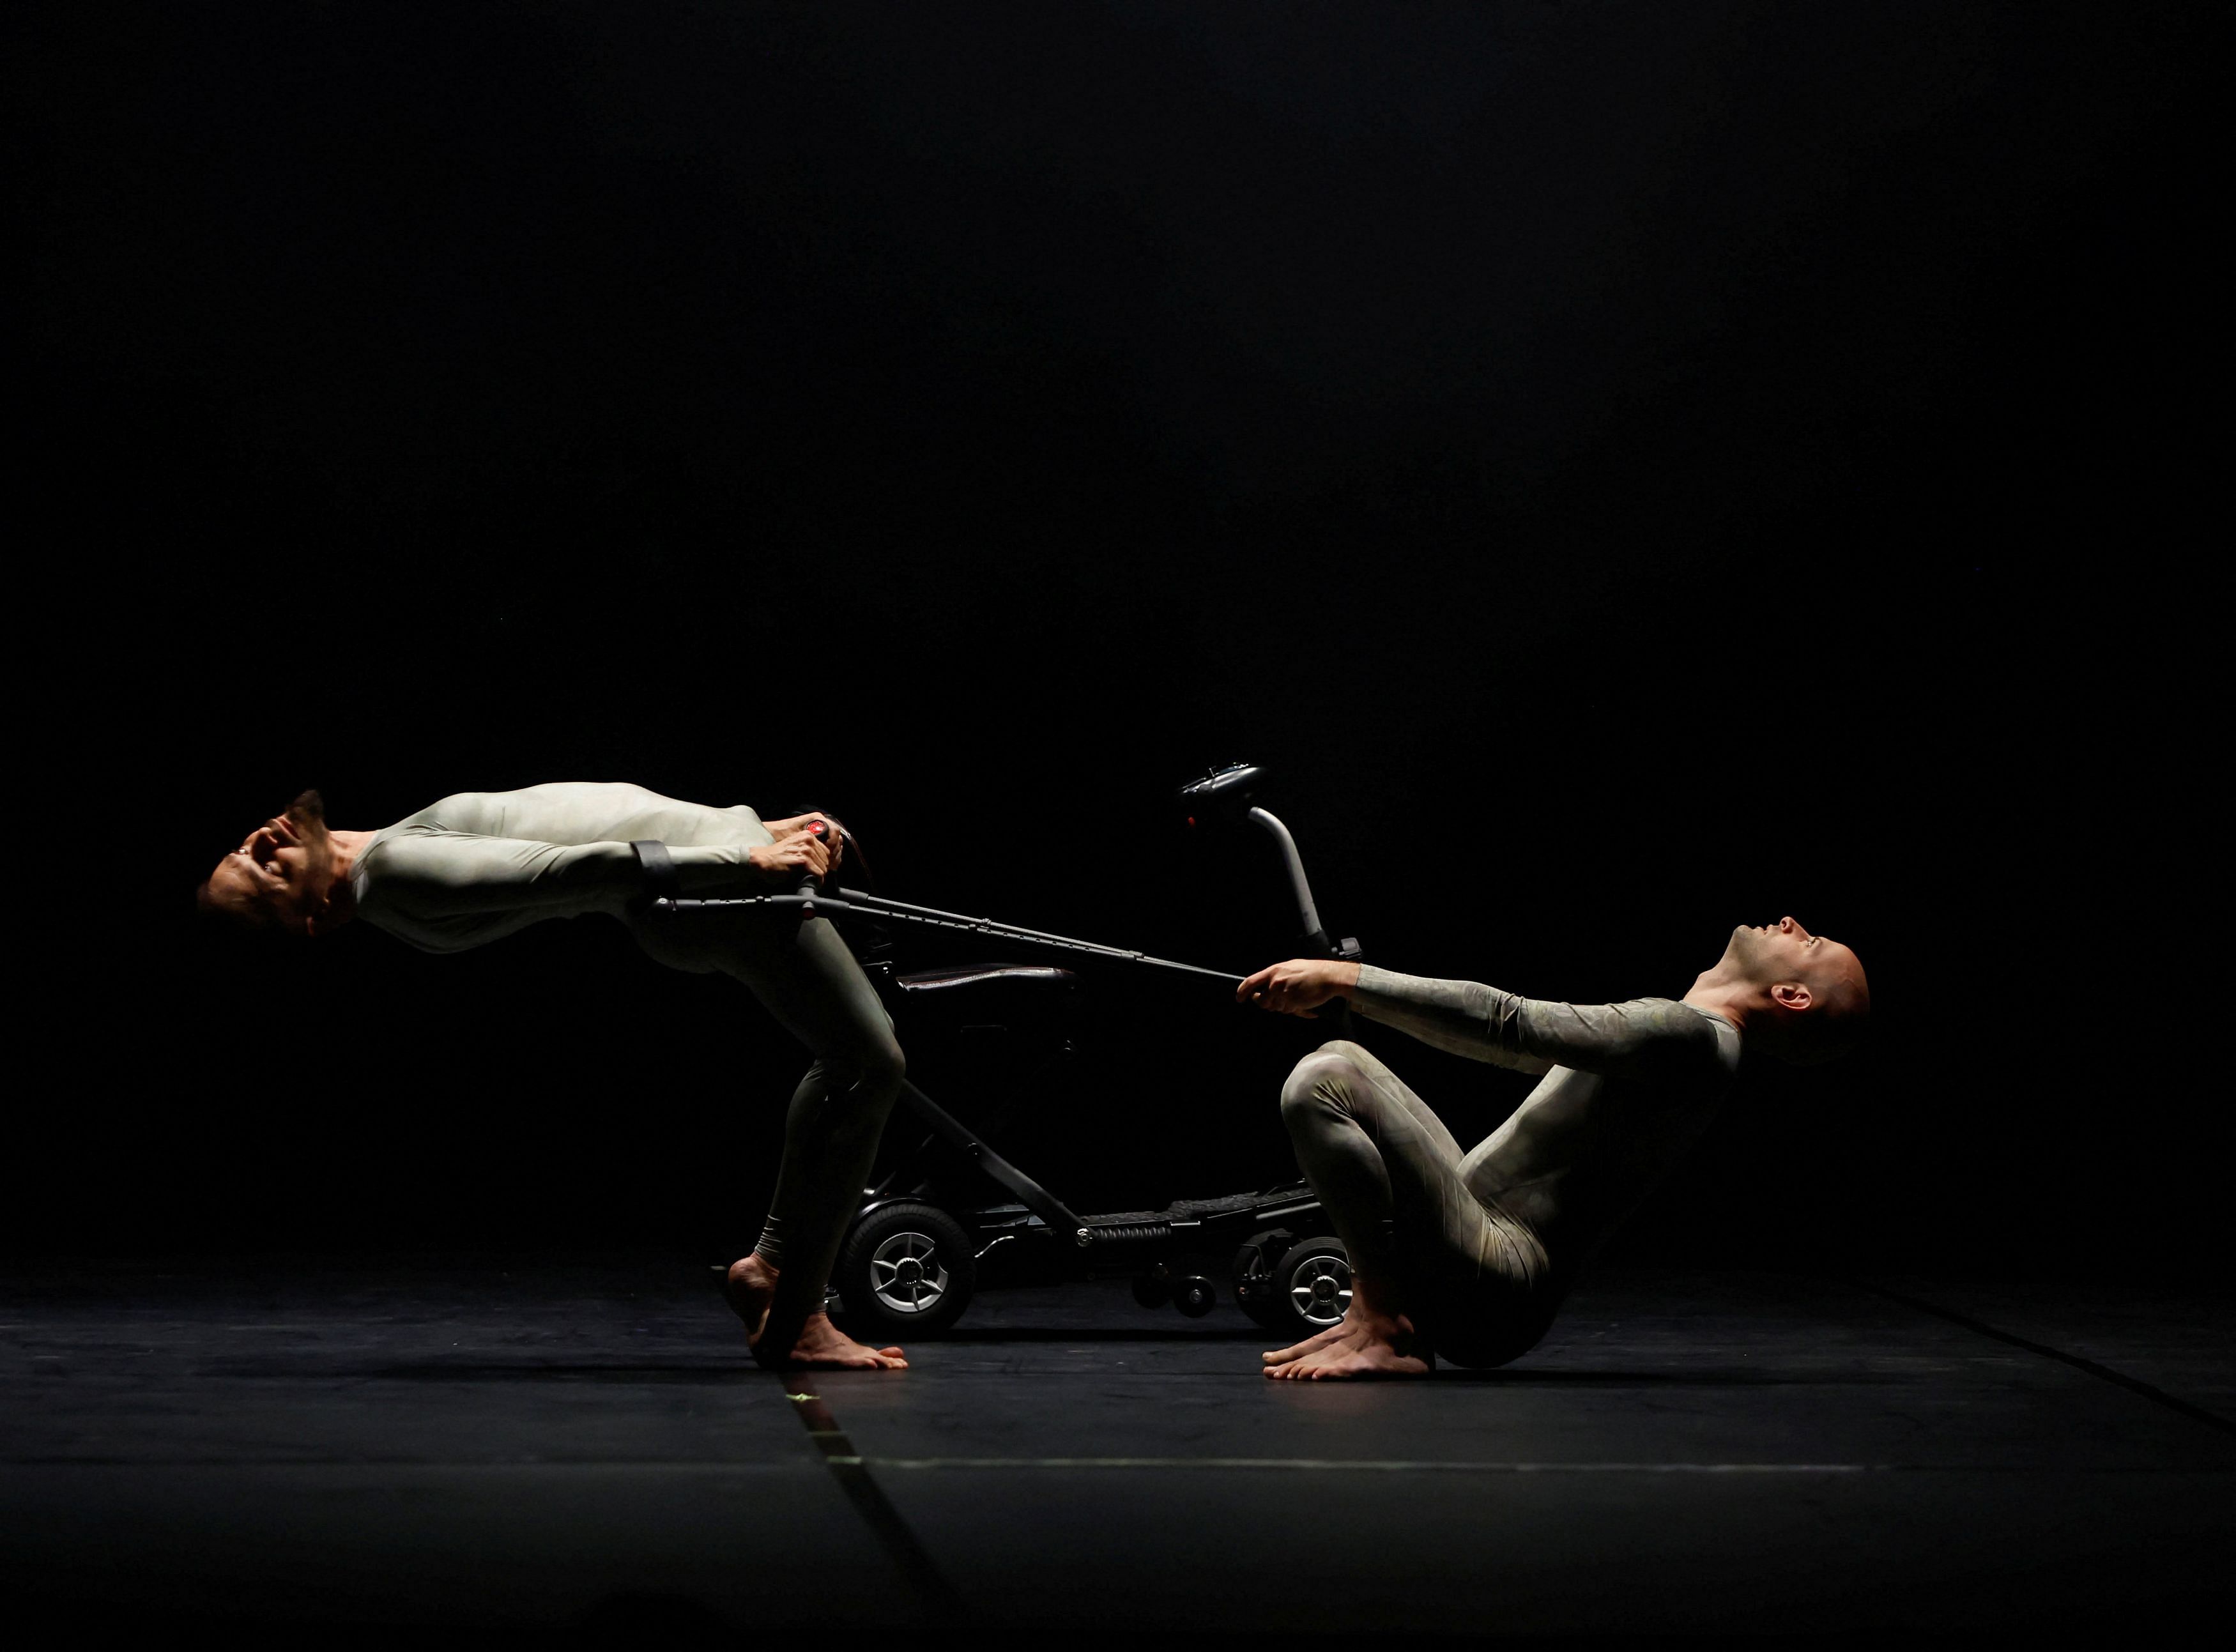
left=631, top=906, right=903, bottom=1304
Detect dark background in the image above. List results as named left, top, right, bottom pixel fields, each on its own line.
left=15, top=3, right=2216, bottom=1275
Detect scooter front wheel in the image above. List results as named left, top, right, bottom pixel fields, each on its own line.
left=832, top=1202, right=978, bottom=1338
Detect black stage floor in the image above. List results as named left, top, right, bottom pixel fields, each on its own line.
left=4, top=1257, right=2230, bottom=1641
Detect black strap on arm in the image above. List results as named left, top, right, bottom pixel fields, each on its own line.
left=631, top=839, right=680, bottom=904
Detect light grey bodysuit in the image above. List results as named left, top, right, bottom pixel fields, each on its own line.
left=351, top=782, right=901, bottom=1299
left=1282, top=965, right=1741, bottom=1367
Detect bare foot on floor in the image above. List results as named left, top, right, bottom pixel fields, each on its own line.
left=728, top=1256, right=907, bottom=1368
left=1264, top=1309, right=1432, bottom=1380
left=755, top=1312, right=907, bottom=1371
left=1262, top=1319, right=1351, bottom=1367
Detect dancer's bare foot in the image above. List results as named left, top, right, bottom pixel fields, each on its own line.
left=1264, top=1308, right=1431, bottom=1379
left=723, top=1255, right=776, bottom=1340
left=727, top=1256, right=906, bottom=1368
left=1264, top=1275, right=1431, bottom=1380
left=756, top=1312, right=907, bottom=1371
left=1262, top=1318, right=1351, bottom=1367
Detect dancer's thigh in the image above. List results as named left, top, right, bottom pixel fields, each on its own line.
left=721, top=917, right=898, bottom=1067
left=1324, top=1047, right=1554, bottom=1367
left=1308, top=1046, right=1513, bottom=1299
left=1417, top=1210, right=1558, bottom=1370
left=1315, top=1038, right=1467, bottom=1163
left=629, top=907, right=895, bottom=1066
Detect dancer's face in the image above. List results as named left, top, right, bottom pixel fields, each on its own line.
left=1717, top=916, right=1863, bottom=1013
left=201, top=792, right=339, bottom=937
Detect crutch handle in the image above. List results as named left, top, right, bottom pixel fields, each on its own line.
left=797, top=818, right=838, bottom=917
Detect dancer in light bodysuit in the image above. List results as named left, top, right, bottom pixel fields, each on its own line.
left=198, top=783, right=908, bottom=1370
left=1237, top=920, right=1868, bottom=1379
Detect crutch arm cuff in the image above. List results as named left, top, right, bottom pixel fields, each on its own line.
left=631, top=839, right=681, bottom=904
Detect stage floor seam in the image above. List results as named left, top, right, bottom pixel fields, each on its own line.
left=778, top=1377, right=969, bottom=1623
left=1840, top=1274, right=2236, bottom=1435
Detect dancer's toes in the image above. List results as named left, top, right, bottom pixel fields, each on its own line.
left=1262, top=1313, right=1431, bottom=1380
left=762, top=1312, right=909, bottom=1371
left=1263, top=1320, right=1348, bottom=1366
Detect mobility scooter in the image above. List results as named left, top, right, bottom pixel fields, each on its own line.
left=655, top=763, right=1361, bottom=1340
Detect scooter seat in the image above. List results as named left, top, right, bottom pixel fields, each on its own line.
left=895, top=964, right=1077, bottom=995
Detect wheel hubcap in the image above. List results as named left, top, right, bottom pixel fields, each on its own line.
left=1289, top=1255, right=1352, bottom=1327
left=868, top=1232, right=950, bottom=1316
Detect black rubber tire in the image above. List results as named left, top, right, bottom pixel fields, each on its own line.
left=832, top=1201, right=977, bottom=1338
left=1232, top=1227, right=1299, bottom=1334
left=1263, top=1235, right=1352, bottom=1341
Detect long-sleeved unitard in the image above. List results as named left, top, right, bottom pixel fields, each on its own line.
left=351, top=782, right=901, bottom=1304
left=1280, top=964, right=1740, bottom=1367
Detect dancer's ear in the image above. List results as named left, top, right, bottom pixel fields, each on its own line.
left=1770, top=981, right=1814, bottom=1012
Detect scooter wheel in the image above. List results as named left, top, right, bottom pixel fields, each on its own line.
left=832, top=1202, right=977, bottom=1338
left=1172, top=1275, right=1217, bottom=1317
left=1232, top=1228, right=1298, bottom=1334
left=1264, top=1236, right=1352, bottom=1340
left=1130, top=1273, right=1172, bottom=1310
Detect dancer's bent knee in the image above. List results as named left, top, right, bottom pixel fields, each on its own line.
left=809, top=1036, right=907, bottom=1105
left=855, top=1035, right=907, bottom=1099
left=1278, top=1040, right=1375, bottom=1128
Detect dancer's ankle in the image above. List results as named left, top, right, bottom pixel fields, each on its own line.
left=1345, top=1270, right=1411, bottom=1329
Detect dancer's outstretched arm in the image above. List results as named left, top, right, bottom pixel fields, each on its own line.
left=1238, top=958, right=1719, bottom=1078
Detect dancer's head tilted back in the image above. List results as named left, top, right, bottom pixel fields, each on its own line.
left=197, top=789, right=355, bottom=938
left=1687, top=916, right=1869, bottom=1064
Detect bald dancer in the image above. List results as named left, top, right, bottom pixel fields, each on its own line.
left=1237, top=918, right=1869, bottom=1378
left=198, top=783, right=908, bottom=1370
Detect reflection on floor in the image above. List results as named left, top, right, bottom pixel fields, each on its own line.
left=4, top=1258, right=2230, bottom=1638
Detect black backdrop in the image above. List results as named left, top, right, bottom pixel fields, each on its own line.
left=17, top=3, right=2217, bottom=1275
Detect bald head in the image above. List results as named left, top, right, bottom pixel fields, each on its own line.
left=1710, top=917, right=1870, bottom=1065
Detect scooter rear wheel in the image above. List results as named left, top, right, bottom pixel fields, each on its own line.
left=1237, top=1233, right=1352, bottom=1340
left=832, top=1202, right=977, bottom=1338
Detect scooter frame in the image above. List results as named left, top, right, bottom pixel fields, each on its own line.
left=662, top=763, right=1364, bottom=1336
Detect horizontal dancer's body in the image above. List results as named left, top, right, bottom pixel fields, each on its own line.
left=198, top=783, right=908, bottom=1370
left=1238, top=919, right=1868, bottom=1379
